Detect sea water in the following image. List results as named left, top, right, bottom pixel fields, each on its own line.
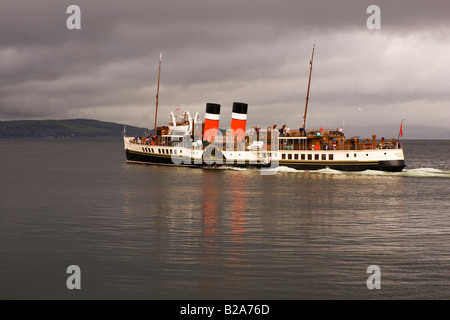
left=0, top=139, right=449, bottom=299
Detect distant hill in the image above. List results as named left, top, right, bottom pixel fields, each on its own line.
left=0, top=119, right=149, bottom=138
left=343, top=124, right=450, bottom=139
left=1, top=119, right=449, bottom=139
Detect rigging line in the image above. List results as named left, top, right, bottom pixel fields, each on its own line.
left=309, top=98, right=318, bottom=129
left=273, top=68, right=310, bottom=125
left=128, top=68, right=159, bottom=128
left=311, top=76, right=329, bottom=129
left=278, top=98, right=304, bottom=128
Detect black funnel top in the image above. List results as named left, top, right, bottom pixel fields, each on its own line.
left=232, top=102, right=248, bottom=114
left=206, top=103, right=221, bottom=115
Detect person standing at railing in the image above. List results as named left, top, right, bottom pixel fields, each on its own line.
left=299, top=126, right=306, bottom=136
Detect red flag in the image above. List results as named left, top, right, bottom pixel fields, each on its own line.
left=397, top=118, right=404, bottom=141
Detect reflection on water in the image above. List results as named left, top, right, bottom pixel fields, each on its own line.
left=199, top=172, right=220, bottom=295
left=1, top=139, right=449, bottom=299
left=201, top=172, right=220, bottom=252
left=119, top=164, right=417, bottom=299
left=228, top=173, right=247, bottom=245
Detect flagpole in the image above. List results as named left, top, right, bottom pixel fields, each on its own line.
left=397, top=118, right=404, bottom=142
left=302, top=41, right=315, bottom=130
left=153, top=53, right=162, bottom=137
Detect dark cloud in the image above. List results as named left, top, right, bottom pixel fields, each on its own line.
left=0, top=0, right=449, bottom=129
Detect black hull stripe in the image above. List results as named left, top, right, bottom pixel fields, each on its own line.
left=125, top=150, right=405, bottom=172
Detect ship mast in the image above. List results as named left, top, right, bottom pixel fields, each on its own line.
left=302, top=42, right=315, bottom=130
left=153, top=53, right=162, bottom=136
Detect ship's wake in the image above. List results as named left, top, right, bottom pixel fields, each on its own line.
left=275, top=166, right=450, bottom=178
left=399, top=168, right=450, bottom=178
left=218, top=165, right=450, bottom=178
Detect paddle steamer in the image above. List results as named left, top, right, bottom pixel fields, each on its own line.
left=124, top=47, right=406, bottom=172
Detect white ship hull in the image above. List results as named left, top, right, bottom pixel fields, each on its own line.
left=124, top=137, right=406, bottom=172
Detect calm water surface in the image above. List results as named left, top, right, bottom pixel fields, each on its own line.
left=0, top=139, right=449, bottom=299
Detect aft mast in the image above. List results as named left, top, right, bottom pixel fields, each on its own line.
left=153, top=53, right=162, bottom=136
left=302, top=42, right=315, bottom=130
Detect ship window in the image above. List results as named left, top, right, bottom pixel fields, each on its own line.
left=321, top=154, right=326, bottom=160
left=158, top=148, right=161, bottom=153
left=315, top=154, right=319, bottom=161
left=346, top=153, right=349, bottom=158
left=282, top=154, right=286, bottom=160
left=308, top=154, right=312, bottom=160
left=151, top=148, right=154, bottom=153
left=170, top=149, right=173, bottom=154
left=288, top=154, right=292, bottom=160
left=295, top=154, right=298, bottom=160
left=366, top=153, right=368, bottom=156
left=174, top=150, right=177, bottom=155
left=301, top=154, right=305, bottom=160
left=329, top=154, right=334, bottom=160
left=354, top=153, right=357, bottom=157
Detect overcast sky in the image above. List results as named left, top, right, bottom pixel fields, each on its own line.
left=1, top=0, right=449, bottom=130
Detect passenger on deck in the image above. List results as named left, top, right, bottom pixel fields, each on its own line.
left=299, top=126, right=306, bottom=136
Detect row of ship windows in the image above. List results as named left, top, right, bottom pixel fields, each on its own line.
left=142, top=147, right=181, bottom=155
left=281, top=153, right=334, bottom=161
left=280, top=153, right=375, bottom=161
left=141, top=148, right=380, bottom=160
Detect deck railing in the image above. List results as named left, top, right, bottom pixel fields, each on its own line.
left=127, top=133, right=402, bottom=151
